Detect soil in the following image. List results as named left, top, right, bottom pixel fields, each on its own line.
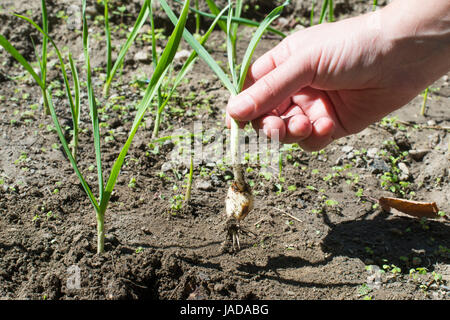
left=0, top=0, right=449, bottom=301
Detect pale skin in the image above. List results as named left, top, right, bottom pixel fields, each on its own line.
left=226, top=0, right=450, bottom=151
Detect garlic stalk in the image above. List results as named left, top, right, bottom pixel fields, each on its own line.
left=225, top=118, right=254, bottom=251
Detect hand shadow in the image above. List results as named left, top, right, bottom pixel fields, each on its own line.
left=320, top=209, right=450, bottom=272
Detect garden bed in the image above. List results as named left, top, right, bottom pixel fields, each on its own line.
left=0, top=0, right=448, bottom=300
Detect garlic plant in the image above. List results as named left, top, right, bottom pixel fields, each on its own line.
left=161, top=0, right=288, bottom=251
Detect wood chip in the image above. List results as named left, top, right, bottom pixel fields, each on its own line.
left=379, top=197, right=443, bottom=219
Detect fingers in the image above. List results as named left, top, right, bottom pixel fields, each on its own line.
left=243, top=38, right=293, bottom=89
left=227, top=56, right=315, bottom=122
left=252, top=113, right=335, bottom=151
left=250, top=88, right=339, bottom=151
left=227, top=35, right=317, bottom=122
left=226, top=110, right=247, bottom=129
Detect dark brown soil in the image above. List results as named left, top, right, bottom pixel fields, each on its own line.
left=0, top=0, right=448, bottom=300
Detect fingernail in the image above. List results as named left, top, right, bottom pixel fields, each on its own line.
left=228, top=94, right=255, bottom=121
left=313, top=117, right=335, bottom=137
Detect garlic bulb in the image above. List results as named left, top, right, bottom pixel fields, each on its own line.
left=224, top=164, right=254, bottom=251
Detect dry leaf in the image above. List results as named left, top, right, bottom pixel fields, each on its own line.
left=379, top=197, right=441, bottom=219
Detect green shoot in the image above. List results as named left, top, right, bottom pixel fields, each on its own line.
left=174, top=0, right=287, bottom=37
left=105, top=0, right=112, bottom=81
left=184, top=151, right=194, bottom=204
left=68, top=53, right=80, bottom=160
left=318, top=0, right=328, bottom=24
left=103, top=0, right=151, bottom=97
left=420, top=87, right=429, bottom=116
left=163, top=0, right=286, bottom=251
left=373, top=0, right=378, bottom=11
left=40, top=0, right=49, bottom=115
left=328, top=0, right=334, bottom=22
left=310, top=0, right=315, bottom=26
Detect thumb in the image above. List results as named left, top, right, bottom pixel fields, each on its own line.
left=227, top=48, right=317, bottom=122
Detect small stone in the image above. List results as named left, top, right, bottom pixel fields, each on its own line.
left=67, top=4, right=81, bottom=30
left=33, top=67, right=41, bottom=78
left=277, top=17, right=290, bottom=28
left=398, top=162, right=410, bottom=181
left=341, top=146, right=354, bottom=154
left=366, top=148, right=379, bottom=159
left=161, top=162, right=173, bottom=172
left=134, top=50, right=150, bottom=63
left=174, top=49, right=191, bottom=62
left=213, top=283, right=225, bottom=293
left=205, top=162, right=216, bottom=169
left=196, top=180, right=214, bottom=191
left=427, top=120, right=436, bottom=126
left=369, top=158, right=390, bottom=174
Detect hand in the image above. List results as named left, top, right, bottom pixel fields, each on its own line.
left=226, top=0, right=450, bottom=151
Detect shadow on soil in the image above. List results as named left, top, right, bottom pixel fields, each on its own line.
left=320, top=211, right=450, bottom=272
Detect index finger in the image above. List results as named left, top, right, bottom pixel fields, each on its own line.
left=242, top=37, right=293, bottom=90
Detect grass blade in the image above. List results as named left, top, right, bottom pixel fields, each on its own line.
left=373, top=0, right=378, bottom=11
left=319, top=0, right=329, bottom=24
left=103, top=0, right=150, bottom=97
left=205, top=0, right=228, bottom=33
left=231, top=0, right=243, bottom=44
left=100, top=0, right=191, bottom=212
left=105, top=0, right=112, bottom=80
left=46, top=93, right=100, bottom=212
left=174, top=0, right=287, bottom=38
left=152, top=3, right=230, bottom=138
left=195, top=0, right=200, bottom=34
left=238, top=1, right=288, bottom=91
left=0, top=35, right=44, bottom=88
left=69, top=53, right=80, bottom=160
left=310, top=0, right=315, bottom=26
left=159, top=0, right=235, bottom=94
left=41, top=0, right=49, bottom=115
left=328, top=0, right=334, bottom=22
left=227, top=3, right=238, bottom=87
left=82, top=0, right=104, bottom=201
left=149, top=0, right=164, bottom=136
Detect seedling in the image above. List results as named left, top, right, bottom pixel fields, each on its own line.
left=1, top=0, right=191, bottom=253
left=161, top=0, right=287, bottom=251
left=420, top=87, right=429, bottom=116
left=184, top=152, right=194, bottom=204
